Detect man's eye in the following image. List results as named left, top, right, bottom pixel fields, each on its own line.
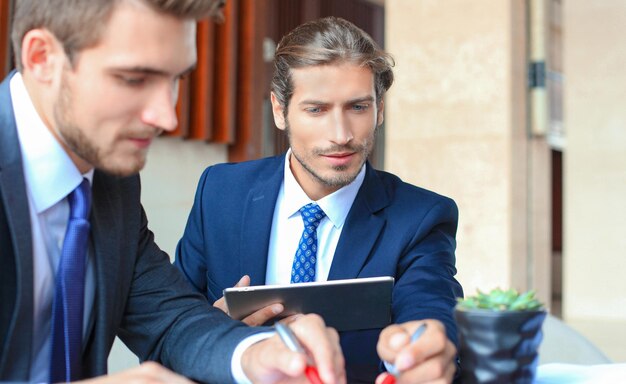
left=352, top=104, right=369, bottom=111
left=306, top=107, right=323, bottom=114
left=117, top=75, right=145, bottom=86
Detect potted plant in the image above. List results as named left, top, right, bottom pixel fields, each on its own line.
left=454, top=288, right=547, bottom=384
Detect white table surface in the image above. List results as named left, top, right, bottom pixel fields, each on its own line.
left=535, top=363, right=626, bottom=383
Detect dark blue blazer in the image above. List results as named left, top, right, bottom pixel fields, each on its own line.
left=175, top=155, right=464, bottom=383
left=0, top=73, right=260, bottom=382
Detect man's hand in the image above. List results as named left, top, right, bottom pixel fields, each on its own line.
left=213, top=275, right=285, bottom=326
left=241, top=314, right=346, bottom=384
left=375, top=320, right=457, bottom=384
left=78, top=361, right=193, bottom=383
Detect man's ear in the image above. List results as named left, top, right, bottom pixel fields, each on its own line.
left=376, top=99, right=385, bottom=126
left=21, top=29, right=64, bottom=83
left=270, top=92, right=287, bottom=130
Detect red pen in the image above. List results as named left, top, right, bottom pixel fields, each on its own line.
left=275, top=322, right=324, bottom=384
left=381, top=323, right=428, bottom=384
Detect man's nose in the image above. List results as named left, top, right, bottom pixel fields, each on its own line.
left=330, top=111, right=354, bottom=145
left=141, top=82, right=179, bottom=132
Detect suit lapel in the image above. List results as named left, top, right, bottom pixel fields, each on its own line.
left=328, top=164, right=390, bottom=280
left=239, top=157, right=285, bottom=286
left=0, top=73, right=34, bottom=379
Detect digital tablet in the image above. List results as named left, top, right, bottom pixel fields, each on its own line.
left=223, top=276, right=394, bottom=331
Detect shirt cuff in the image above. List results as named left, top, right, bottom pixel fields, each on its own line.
left=231, top=331, right=275, bottom=384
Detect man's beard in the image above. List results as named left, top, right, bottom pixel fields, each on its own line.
left=52, top=71, right=146, bottom=176
left=54, top=75, right=104, bottom=171
left=285, top=121, right=376, bottom=189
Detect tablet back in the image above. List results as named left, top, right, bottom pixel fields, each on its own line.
left=224, top=276, right=394, bottom=331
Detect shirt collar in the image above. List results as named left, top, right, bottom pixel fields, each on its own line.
left=283, top=149, right=366, bottom=229
left=11, top=73, right=94, bottom=214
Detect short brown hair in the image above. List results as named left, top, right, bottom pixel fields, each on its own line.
left=11, top=0, right=225, bottom=71
left=271, top=16, right=394, bottom=112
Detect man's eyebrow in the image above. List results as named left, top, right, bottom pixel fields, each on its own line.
left=297, top=96, right=375, bottom=106
left=109, top=64, right=197, bottom=78
left=298, top=99, right=328, bottom=106
left=346, top=96, right=375, bottom=104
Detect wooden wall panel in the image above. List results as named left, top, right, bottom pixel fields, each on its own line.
left=187, top=20, right=215, bottom=140
left=174, top=1, right=240, bottom=144
left=0, top=0, right=12, bottom=79
left=172, top=75, right=191, bottom=137
left=228, top=0, right=268, bottom=161
left=211, top=0, right=238, bottom=143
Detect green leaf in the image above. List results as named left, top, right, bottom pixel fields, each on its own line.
left=456, top=287, right=544, bottom=311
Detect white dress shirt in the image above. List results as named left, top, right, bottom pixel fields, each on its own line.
left=265, top=150, right=366, bottom=284
left=10, top=73, right=96, bottom=383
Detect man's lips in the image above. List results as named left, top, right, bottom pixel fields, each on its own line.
left=322, top=152, right=356, bottom=166
left=128, top=136, right=153, bottom=149
left=324, top=152, right=354, bottom=158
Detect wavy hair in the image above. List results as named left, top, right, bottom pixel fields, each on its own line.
left=271, top=16, right=394, bottom=113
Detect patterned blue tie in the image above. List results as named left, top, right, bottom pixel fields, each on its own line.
left=50, top=178, right=91, bottom=382
left=291, top=203, right=326, bottom=283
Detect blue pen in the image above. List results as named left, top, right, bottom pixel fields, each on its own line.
left=383, top=323, right=428, bottom=383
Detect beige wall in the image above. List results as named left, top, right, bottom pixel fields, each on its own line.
left=563, top=0, right=626, bottom=361
left=108, top=138, right=227, bottom=372
left=385, top=0, right=551, bottom=299
left=140, top=137, right=228, bottom=256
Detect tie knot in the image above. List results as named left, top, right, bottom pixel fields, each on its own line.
left=68, top=178, right=92, bottom=220
left=299, top=203, right=326, bottom=227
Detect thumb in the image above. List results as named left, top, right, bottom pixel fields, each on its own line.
left=236, top=275, right=251, bottom=287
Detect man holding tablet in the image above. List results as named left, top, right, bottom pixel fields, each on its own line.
left=175, top=16, right=463, bottom=383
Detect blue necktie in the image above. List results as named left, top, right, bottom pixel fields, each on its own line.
left=50, top=178, right=91, bottom=382
left=291, top=203, right=326, bottom=283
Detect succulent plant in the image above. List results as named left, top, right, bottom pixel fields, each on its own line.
left=456, top=288, right=544, bottom=311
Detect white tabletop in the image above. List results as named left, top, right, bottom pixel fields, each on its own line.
left=535, top=363, right=626, bottom=383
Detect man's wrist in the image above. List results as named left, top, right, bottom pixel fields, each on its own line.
left=231, top=331, right=275, bottom=384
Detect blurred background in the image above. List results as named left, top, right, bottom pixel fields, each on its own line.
left=1, top=0, right=624, bottom=370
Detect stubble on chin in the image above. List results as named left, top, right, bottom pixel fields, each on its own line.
left=284, top=121, right=376, bottom=189
left=54, top=71, right=146, bottom=177
left=291, top=149, right=365, bottom=189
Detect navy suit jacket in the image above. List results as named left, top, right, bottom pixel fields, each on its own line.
left=175, top=155, right=464, bottom=382
left=0, top=73, right=260, bottom=382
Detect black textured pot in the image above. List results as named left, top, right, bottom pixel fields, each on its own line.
left=454, top=308, right=546, bottom=384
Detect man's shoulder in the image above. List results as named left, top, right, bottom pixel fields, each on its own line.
left=210, top=155, right=283, bottom=173
left=197, top=155, right=284, bottom=187
left=370, top=167, right=456, bottom=209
